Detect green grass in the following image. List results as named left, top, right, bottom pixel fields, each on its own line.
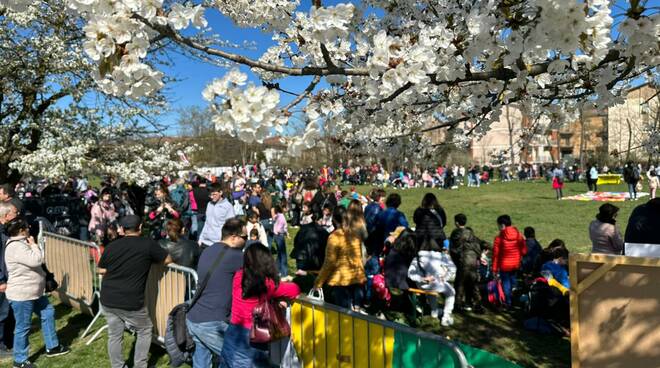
left=357, top=180, right=638, bottom=253
left=4, top=180, right=643, bottom=368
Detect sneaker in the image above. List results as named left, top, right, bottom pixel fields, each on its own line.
left=13, top=361, right=36, bottom=368
left=430, top=309, right=439, bottom=318
left=441, top=315, right=454, bottom=327
left=45, top=345, right=70, bottom=357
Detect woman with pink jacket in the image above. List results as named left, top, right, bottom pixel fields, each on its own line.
left=221, top=244, right=300, bottom=368
left=88, top=188, right=118, bottom=244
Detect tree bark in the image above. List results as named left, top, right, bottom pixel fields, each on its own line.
left=506, top=105, right=516, bottom=166
left=579, top=109, right=586, bottom=170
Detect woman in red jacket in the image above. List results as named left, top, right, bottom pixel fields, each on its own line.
left=221, top=243, right=300, bottom=368
left=492, top=215, right=527, bottom=307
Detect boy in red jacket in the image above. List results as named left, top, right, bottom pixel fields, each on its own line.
left=492, top=215, right=527, bottom=307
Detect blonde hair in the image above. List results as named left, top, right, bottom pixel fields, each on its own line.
left=347, top=199, right=366, bottom=239
left=261, top=191, right=272, bottom=210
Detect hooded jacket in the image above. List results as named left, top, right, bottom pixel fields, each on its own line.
left=492, top=226, right=527, bottom=273
left=449, top=227, right=487, bottom=272
left=407, top=250, right=456, bottom=292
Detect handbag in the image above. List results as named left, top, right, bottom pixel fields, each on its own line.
left=164, top=246, right=229, bottom=366
left=307, top=288, right=324, bottom=301
left=42, top=264, right=59, bottom=293
left=249, top=296, right=291, bottom=344
left=487, top=279, right=505, bottom=307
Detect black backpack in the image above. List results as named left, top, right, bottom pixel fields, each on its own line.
left=527, top=279, right=569, bottom=326
left=164, top=246, right=229, bottom=366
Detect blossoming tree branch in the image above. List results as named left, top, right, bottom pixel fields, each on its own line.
left=0, top=1, right=200, bottom=184
left=4, top=0, right=659, bottom=162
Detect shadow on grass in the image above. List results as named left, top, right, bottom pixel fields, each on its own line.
left=29, top=302, right=92, bottom=361
left=418, top=308, right=570, bottom=368
left=123, top=338, right=169, bottom=367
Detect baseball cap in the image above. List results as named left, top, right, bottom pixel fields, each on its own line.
left=118, top=215, right=141, bottom=229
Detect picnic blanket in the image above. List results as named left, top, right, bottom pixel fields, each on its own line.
left=563, top=191, right=649, bottom=202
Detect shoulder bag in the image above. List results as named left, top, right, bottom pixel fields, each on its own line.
left=165, top=245, right=229, bottom=366
left=249, top=289, right=291, bottom=344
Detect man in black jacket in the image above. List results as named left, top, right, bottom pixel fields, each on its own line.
left=449, top=213, right=489, bottom=313
left=291, top=214, right=329, bottom=275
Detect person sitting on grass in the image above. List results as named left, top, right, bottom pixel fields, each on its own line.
left=408, top=237, right=457, bottom=326
left=589, top=203, right=624, bottom=255
left=540, top=246, right=570, bottom=291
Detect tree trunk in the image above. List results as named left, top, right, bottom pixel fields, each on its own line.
left=506, top=105, right=516, bottom=166
left=626, top=118, right=632, bottom=162
left=579, top=109, right=586, bottom=170
left=556, top=129, right=561, bottom=163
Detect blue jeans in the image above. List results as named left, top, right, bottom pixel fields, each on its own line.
left=190, top=212, right=199, bottom=239
left=10, top=295, right=59, bottom=363
left=628, top=183, right=637, bottom=199
left=274, top=234, right=288, bottom=277
left=499, top=272, right=517, bottom=307
left=260, top=219, right=273, bottom=248
left=220, top=324, right=269, bottom=368
left=186, top=319, right=229, bottom=368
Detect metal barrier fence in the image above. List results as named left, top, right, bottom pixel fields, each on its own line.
left=145, top=263, right=198, bottom=344
left=40, top=226, right=198, bottom=346
left=282, top=296, right=471, bottom=368
left=40, top=228, right=103, bottom=341
left=85, top=262, right=198, bottom=346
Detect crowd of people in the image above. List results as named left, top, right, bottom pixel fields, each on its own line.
left=0, top=161, right=659, bottom=367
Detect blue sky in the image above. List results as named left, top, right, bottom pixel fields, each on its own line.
left=158, top=0, right=338, bottom=134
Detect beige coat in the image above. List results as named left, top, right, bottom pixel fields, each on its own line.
left=5, top=236, right=46, bottom=301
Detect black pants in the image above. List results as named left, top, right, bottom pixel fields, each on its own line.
left=455, top=268, right=480, bottom=308
left=329, top=284, right=364, bottom=309
left=587, top=178, right=598, bottom=192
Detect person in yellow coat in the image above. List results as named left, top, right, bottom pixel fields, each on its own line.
left=313, top=206, right=366, bottom=312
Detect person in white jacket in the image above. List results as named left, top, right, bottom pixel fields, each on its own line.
left=408, top=238, right=457, bottom=326
left=5, top=218, right=69, bottom=367
left=246, top=211, right=268, bottom=248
